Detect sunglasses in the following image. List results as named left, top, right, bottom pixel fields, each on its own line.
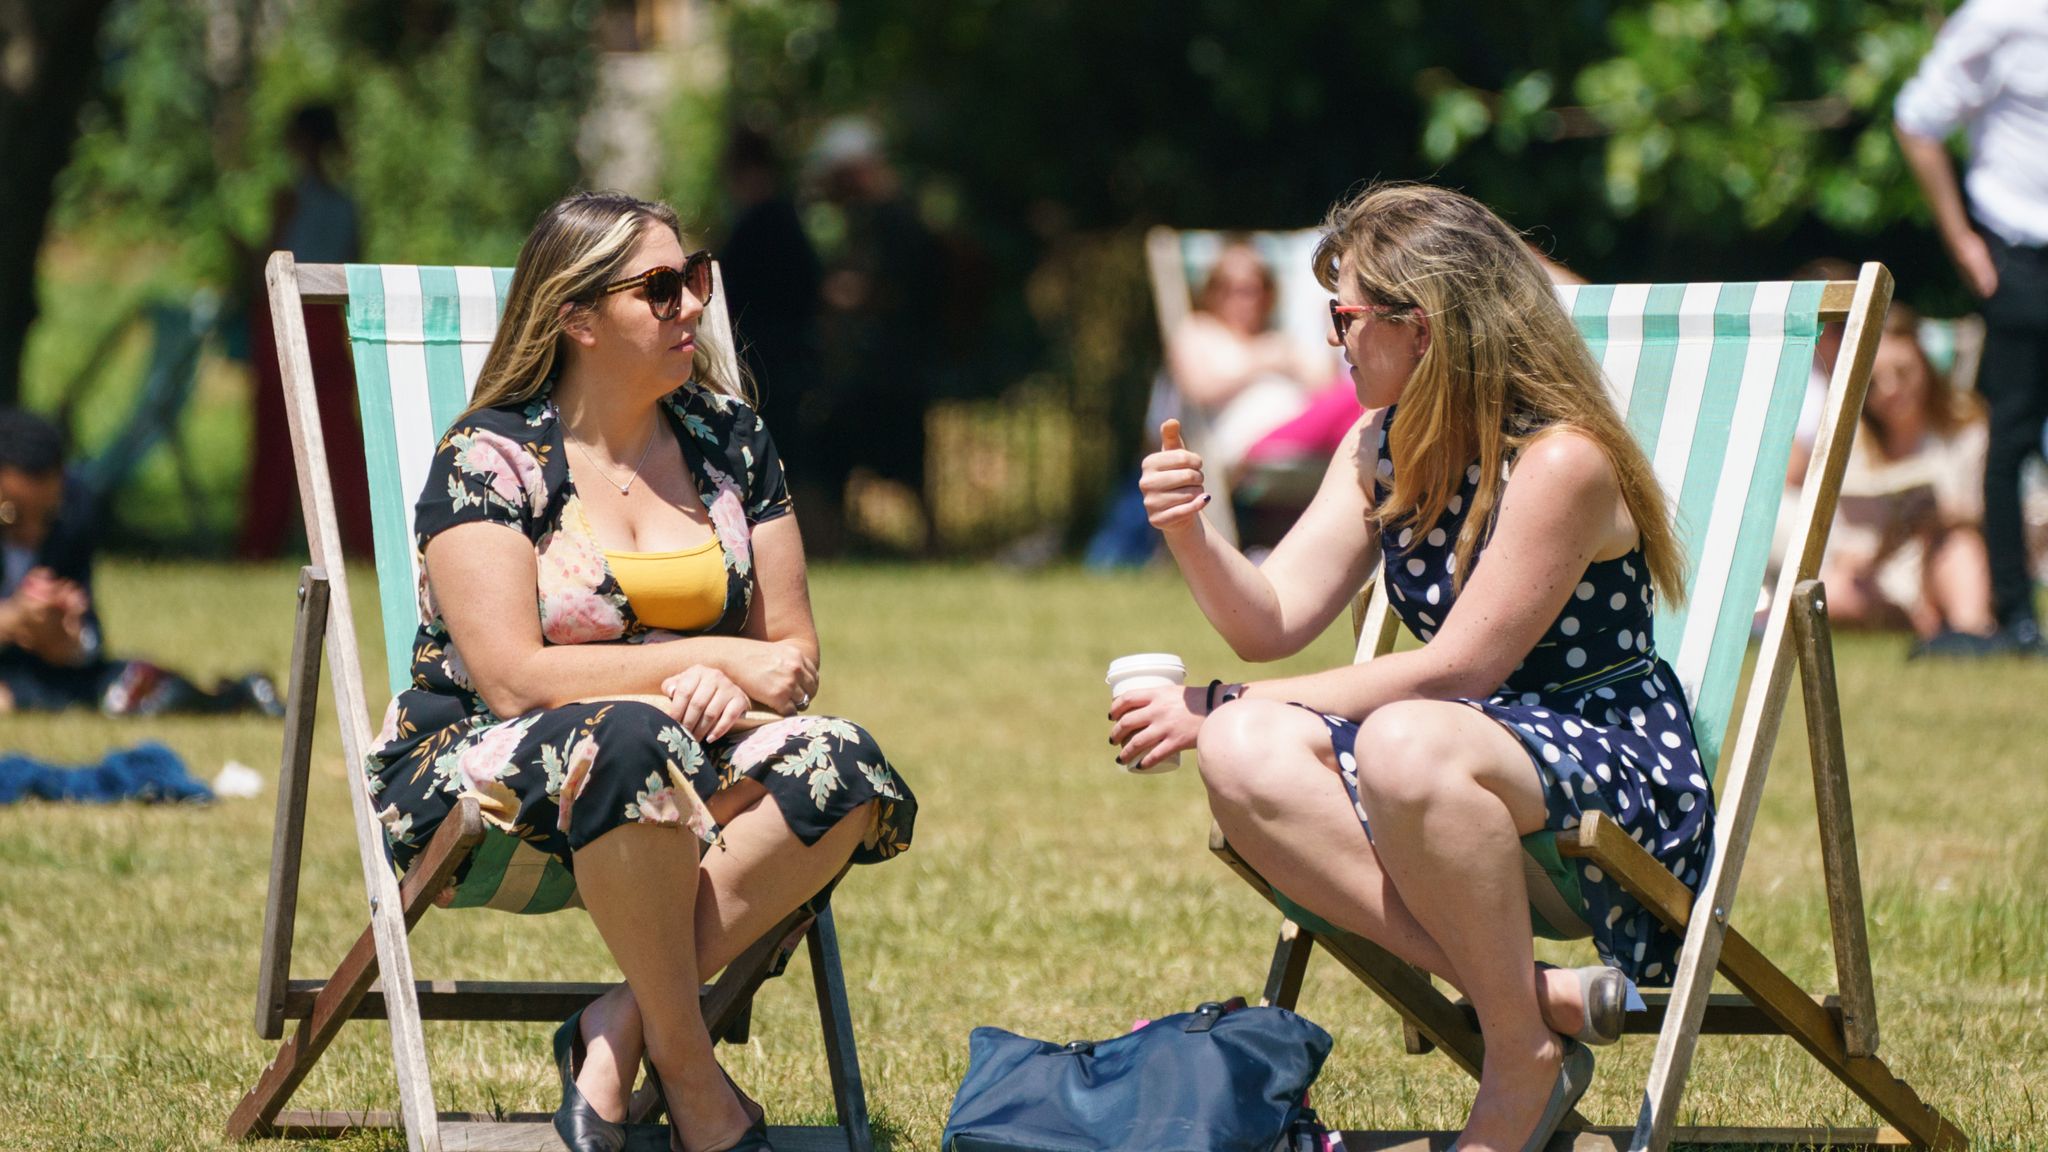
left=1329, top=299, right=1412, bottom=340
left=600, top=250, right=714, bottom=321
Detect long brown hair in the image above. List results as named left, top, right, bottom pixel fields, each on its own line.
left=464, top=191, right=744, bottom=417
left=1314, top=182, right=1686, bottom=603
left=1864, top=302, right=1982, bottom=449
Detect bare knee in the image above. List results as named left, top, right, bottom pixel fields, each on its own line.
left=1197, top=699, right=1315, bottom=814
left=1353, top=701, right=1469, bottom=813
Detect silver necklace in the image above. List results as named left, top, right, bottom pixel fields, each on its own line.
left=571, top=423, right=661, bottom=496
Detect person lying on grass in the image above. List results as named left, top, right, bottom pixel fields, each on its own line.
left=368, top=191, right=915, bottom=1152
left=0, top=407, right=282, bottom=717
left=1110, top=182, right=1711, bottom=1152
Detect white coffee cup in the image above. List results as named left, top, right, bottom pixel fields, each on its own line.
left=1106, top=652, right=1188, bottom=773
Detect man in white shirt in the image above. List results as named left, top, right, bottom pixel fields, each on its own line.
left=1896, top=0, right=2048, bottom=652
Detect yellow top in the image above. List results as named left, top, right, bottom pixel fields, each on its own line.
left=604, top=536, right=726, bottom=632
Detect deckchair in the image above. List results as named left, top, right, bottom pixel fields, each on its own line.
left=1144, top=227, right=1341, bottom=547
left=229, top=252, right=875, bottom=1152
left=1211, top=264, right=1970, bottom=1151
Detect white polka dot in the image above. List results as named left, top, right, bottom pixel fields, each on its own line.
left=1607, top=906, right=1623, bottom=927
left=1664, top=702, right=1679, bottom=719
left=1643, top=679, right=1658, bottom=698
left=1535, top=724, right=1553, bottom=737
left=1417, top=611, right=1436, bottom=626
left=1580, top=777, right=1597, bottom=794
left=1628, top=706, right=1647, bottom=728
left=1517, top=721, right=1535, bottom=733
left=1610, top=592, right=1627, bottom=610
left=1466, top=464, right=1481, bottom=484
left=1391, top=583, right=1407, bottom=600
left=1399, top=527, right=1414, bottom=547
left=1689, top=774, right=1708, bottom=789
left=1448, top=494, right=1464, bottom=514
left=1677, top=793, right=1696, bottom=812
left=1419, top=627, right=1435, bottom=640
left=1596, top=761, right=1612, bottom=781
left=1604, top=709, right=1621, bottom=725
left=1622, top=560, right=1636, bottom=578
left=1520, top=693, right=1540, bottom=706
left=1576, top=581, right=1595, bottom=601
left=1566, top=647, right=1587, bottom=668
left=1560, top=616, right=1579, bottom=636
left=1660, top=731, right=1682, bottom=749
left=1407, top=558, right=1425, bottom=577
left=1652, top=765, right=1668, bottom=785
left=1585, top=865, right=1605, bottom=883
left=1562, top=719, right=1582, bottom=737
left=1542, top=743, right=1561, bottom=763
left=1445, top=553, right=1457, bottom=574
left=1691, top=750, right=1702, bottom=766
left=1379, top=456, right=1394, bottom=476
left=1618, top=632, right=1634, bottom=650
left=1427, top=527, right=1446, bottom=547
left=1595, top=687, right=1616, bottom=700
left=1426, top=584, right=1440, bottom=605
left=1645, top=962, right=1663, bottom=978
left=1338, top=751, right=1357, bottom=772
left=1638, top=632, right=1651, bottom=652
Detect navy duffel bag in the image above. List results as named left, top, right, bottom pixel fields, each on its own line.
left=942, top=1000, right=1333, bottom=1152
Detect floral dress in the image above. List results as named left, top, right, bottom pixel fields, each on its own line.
left=367, top=385, right=915, bottom=886
left=1318, top=409, right=1713, bottom=985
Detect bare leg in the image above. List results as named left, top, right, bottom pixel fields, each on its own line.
left=574, top=824, right=751, bottom=1152
left=1349, top=700, right=1565, bottom=1152
left=1197, top=700, right=1460, bottom=981
left=578, top=787, right=880, bottom=1134
left=1197, top=701, right=1601, bottom=1039
left=1924, top=525, right=1997, bottom=635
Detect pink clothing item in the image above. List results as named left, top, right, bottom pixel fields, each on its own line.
left=1242, top=381, right=1365, bottom=465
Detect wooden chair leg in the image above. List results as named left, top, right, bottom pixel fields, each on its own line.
left=1790, top=580, right=1880, bottom=1057
left=808, top=906, right=875, bottom=1152
left=227, top=800, right=485, bottom=1140
left=254, top=567, right=329, bottom=1041
left=1563, top=813, right=1968, bottom=1151
left=1260, top=919, right=1313, bottom=1010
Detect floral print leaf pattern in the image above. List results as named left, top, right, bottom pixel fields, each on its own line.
left=366, top=388, right=911, bottom=893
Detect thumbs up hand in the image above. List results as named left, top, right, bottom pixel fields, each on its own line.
left=1140, top=418, right=1211, bottom=535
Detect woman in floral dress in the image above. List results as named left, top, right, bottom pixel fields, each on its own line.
left=369, top=191, right=914, bottom=1152
left=1110, top=184, right=1709, bottom=1152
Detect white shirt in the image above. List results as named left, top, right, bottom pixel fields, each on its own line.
left=1895, top=0, right=2048, bottom=248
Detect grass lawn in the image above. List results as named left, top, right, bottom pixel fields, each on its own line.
left=1, top=561, right=2043, bottom=1150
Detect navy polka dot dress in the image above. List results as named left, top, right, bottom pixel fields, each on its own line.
left=1321, top=411, right=1715, bottom=986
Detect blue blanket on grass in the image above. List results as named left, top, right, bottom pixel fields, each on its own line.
left=0, top=742, right=212, bottom=804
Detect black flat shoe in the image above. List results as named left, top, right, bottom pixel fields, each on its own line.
left=554, top=1008, right=627, bottom=1152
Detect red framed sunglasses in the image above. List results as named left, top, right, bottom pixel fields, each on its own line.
left=600, top=250, right=714, bottom=320
left=1329, top=298, right=1412, bottom=339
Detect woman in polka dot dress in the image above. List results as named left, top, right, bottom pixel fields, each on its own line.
left=1110, top=183, right=1707, bottom=1152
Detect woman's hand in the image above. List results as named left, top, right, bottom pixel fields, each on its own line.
left=725, top=639, right=819, bottom=715
left=1141, top=419, right=1210, bottom=537
left=661, top=664, right=751, bottom=742
left=1108, top=683, right=1209, bottom=771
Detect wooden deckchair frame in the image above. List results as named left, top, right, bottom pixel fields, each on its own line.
left=229, top=253, right=875, bottom=1152
left=1212, top=267, right=1969, bottom=1151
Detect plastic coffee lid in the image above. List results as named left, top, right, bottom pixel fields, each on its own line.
left=1105, top=653, right=1186, bottom=683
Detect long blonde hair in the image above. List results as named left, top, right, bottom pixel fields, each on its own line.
left=1314, top=182, right=1686, bottom=603
left=464, top=191, right=746, bottom=417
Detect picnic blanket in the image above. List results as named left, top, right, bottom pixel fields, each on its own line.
left=0, top=742, right=213, bottom=804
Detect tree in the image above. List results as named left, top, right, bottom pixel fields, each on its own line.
left=0, top=0, right=121, bottom=409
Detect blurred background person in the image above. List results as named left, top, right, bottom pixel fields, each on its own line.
left=808, top=116, right=943, bottom=556
left=719, top=126, right=823, bottom=482
left=238, top=103, right=370, bottom=560
left=1164, top=239, right=1331, bottom=480
left=1818, top=306, right=1997, bottom=657
left=1, top=408, right=280, bottom=715
left=1895, top=0, right=2048, bottom=653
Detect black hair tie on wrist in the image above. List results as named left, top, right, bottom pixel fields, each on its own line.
left=1205, top=678, right=1224, bottom=711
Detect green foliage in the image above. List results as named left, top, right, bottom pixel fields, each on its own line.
left=55, top=0, right=603, bottom=273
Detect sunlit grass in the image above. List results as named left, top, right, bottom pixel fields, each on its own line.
left=2, top=562, right=2042, bottom=1149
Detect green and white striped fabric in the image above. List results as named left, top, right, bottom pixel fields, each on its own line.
left=343, top=264, right=515, bottom=696
left=1555, top=280, right=1825, bottom=780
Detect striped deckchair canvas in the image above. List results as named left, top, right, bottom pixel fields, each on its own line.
left=1214, top=264, right=1969, bottom=1151
left=229, top=253, right=877, bottom=1152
